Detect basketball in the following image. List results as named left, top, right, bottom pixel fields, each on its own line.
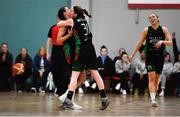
left=12, top=63, right=25, bottom=76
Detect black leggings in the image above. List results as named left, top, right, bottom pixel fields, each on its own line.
left=15, top=71, right=29, bottom=91
left=32, top=70, right=49, bottom=90
left=51, top=45, right=70, bottom=96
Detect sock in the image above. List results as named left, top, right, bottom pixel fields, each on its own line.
left=161, top=88, right=164, bottom=93
left=67, top=91, right=74, bottom=100
left=150, top=92, right=156, bottom=101
left=99, top=89, right=106, bottom=98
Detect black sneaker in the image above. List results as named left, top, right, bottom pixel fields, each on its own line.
left=99, top=97, right=110, bottom=110
left=62, top=98, right=73, bottom=109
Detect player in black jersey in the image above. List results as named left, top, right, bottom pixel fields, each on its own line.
left=46, top=6, right=85, bottom=110
left=57, top=6, right=110, bottom=110
left=130, top=13, right=172, bottom=107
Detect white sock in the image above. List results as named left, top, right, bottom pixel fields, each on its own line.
left=150, top=92, right=156, bottom=101
left=161, top=88, right=164, bottom=92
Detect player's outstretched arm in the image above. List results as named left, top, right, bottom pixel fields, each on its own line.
left=57, top=19, right=74, bottom=27
left=129, top=28, right=147, bottom=61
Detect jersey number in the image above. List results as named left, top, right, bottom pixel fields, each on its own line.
left=81, top=23, right=90, bottom=36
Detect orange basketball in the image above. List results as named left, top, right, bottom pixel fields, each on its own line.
left=12, top=63, right=25, bottom=76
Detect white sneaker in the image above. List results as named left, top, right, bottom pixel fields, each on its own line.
left=122, top=90, right=127, bottom=95
left=151, top=100, right=158, bottom=107
left=31, top=87, right=36, bottom=93
left=115, top=83, right=121, bottom=90
left=40, top=90, right=45, bottom=93
left=84, top=80, right=90, bottom=88
left=120, top=88, right=123, bottom=93
left=18, top=90, right=22, bottom=94
left=91, top=83, right=96, bottom=89
left=72, top=91, right=83, bottom=110
left=78, top=87, right=84, bottom=94
left=39, top=87, right=45, bottom=93
left=159, top=91, right=164, bottom=97
left=59, top=90, right=68, bottom=102
left=72, top=103, right=83, bottom=110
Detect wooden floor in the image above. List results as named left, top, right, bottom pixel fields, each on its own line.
left=0, top=92, right=180, bottom=116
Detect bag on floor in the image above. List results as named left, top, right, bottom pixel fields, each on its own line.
left=46, top=72, right=55, bottom=91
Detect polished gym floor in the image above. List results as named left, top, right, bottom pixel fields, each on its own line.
left=0, top=92, right=179, bottom=116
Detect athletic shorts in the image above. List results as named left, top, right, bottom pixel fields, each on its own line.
left=145, top=51, right=164, bottom=74
left=72, top=43, right=98, bottom=71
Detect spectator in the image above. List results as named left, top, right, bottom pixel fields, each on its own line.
left=159, top=52, right=173, bottom=96
left=14, top=48, right=32, bottom=93
left=132, top=45, right=148, bottom=95
left=97, top=45, right=114, bottom=91
left=172, top=54, right=180, bottom=97
left=32, top=47, right=50, bottom=93
left=114, top=48, right=127, bottom=62
left=0, top=43, right=13, bottom=91
left=115, top=52, right=131, bottom=95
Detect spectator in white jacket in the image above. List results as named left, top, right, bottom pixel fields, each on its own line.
left=159, top=53, right=173, bottom=96
left=115, top=52, right=131, bottom=95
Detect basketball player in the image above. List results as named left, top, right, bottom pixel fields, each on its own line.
left=129, top=13, right=172, bottom=107
left=46, top=6, right=84, bottom=109
left=57, top=6, right=110, bottom=110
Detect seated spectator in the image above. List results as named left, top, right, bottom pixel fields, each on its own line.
left=14, top=48, right=32, bottom=93
left=115, top=52, right=131, bottom=95
left=0, top=43, right=13, bottom=91
left=114, top=48, right=127, bottom=63
left=97, top=45, right=114, bottom=91
left=172, top=54, right=180, bottom=97
left=159, top=52, right=173, bottom=96
left=132, top=45, right=148, bottom=95
left=32, top=47, right=50, bottom=93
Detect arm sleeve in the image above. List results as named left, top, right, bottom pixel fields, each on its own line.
left=33, top=56, right=39, bottom=71
left=172, top=38, right=179, bottom=63
left=172, top=63, right=178, bottom=73
left=115, top=60, right=123, bottom=74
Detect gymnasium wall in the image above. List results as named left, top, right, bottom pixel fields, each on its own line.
left=0, top=0, right=70, bottom=59
left=90, top=0, right=180, bottom=59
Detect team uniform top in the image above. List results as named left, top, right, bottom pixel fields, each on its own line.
left=145, top=26, right=166, bottom=74
left=73, top=17, right=92, bottom=44
left=48, top=25, right=62, bottom=45
left=72, top=17, right=98, bottom=71
left=145, top=26, right=166, bottom=54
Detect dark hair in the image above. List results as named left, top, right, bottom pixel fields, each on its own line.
left=165, top=52, right=171, bottom=62
left=119, top=48, right=125, bottom=54
left=57, top=6, right=66, bottom=20
left=73, top=6, right=91, bottom=19
left=1, top=43, right=8, bottom=49
left=120, top=52, right=128, bottom=59
left=101, top=45, right=107, bottom=50
left=0, top=43, right=9, bottom=52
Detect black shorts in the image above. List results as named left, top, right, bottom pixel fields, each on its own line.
left=145, top=51, right=164, bottom=74
left=72, top=43, right=98, bottom=71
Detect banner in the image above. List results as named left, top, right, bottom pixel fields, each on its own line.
left=128, top=0, right=180, bottom=9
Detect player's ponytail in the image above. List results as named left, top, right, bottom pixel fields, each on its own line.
left=82, top=9, right=92, bottom=18
left=73, top=6, right=92, bottom=19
